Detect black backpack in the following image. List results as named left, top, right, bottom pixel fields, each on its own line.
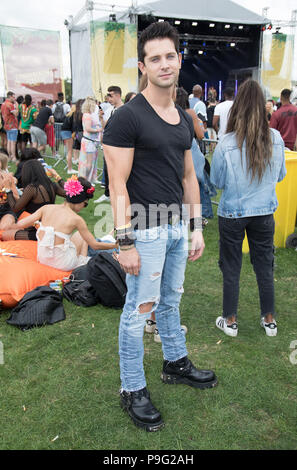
left=6, top=286, right=65, bottom=331
left=62, top=265, right=99, bottom=307
left=86, top=252, right=127, bottom=309
left=54, top=103, right=65, bottom=123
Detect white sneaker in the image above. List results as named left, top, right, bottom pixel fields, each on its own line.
left=181, top=325, right=188, bottom=336
left=216, top=316, right=238, bottom=337
left=260, top=317, right=277, bottom=337
left=67, top=169, right=78, bottom=174
left=154, top=325, right=187, bottom=343
left=94, top=195, right=110, bottom=203
left=154, top=327, right=162, bottom=343
left=145, top=319, right=156, bottom=334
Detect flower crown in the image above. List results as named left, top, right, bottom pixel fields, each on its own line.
left=64, top=175, right=84, bottom=198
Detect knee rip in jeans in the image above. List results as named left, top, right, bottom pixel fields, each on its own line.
left=136, top=297, right=160, bottom=315
left=150, top=272, right=161, bottom=281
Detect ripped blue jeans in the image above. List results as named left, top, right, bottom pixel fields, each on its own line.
left=119, top=223, right=189, bottom=392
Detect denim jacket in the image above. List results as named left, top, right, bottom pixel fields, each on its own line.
left=210, top=129, right=286, bottom=218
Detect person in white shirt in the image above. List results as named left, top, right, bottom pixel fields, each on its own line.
left=94, top=86, right=124, bottom=204
left=100, top=95, right=113, bottom=123
left=52, top=92, right=71, bottom=121
left=192, top=85, right=207, bottom=121
left=213, top=88, right=234, bottom=140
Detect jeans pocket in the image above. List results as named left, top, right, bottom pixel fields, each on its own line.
left=219, top=216, right=244, bottom=233
left=263, top=215, right=275, bottom=227
left=135, top=226, right=159, bottom=243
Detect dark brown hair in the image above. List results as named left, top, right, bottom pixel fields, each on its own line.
left=22, top=159, right=55, bottom=203
left=24, top=94, right=32, bottom=107
left=108, top=86, right=122, bottom=96
left=226, top=79, right=272, bottom=182
left=73, top=98, right=84, bottom=123
left=124, top=92, right=136, bottom=104
left=138, top=21, right=179, bottom=64
left=281, top=89, right=291, bottom=101
left=175, top=87, right=189, bottom=110
left=138, top=74, right=148, bottom=92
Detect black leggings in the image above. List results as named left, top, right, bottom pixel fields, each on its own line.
left=218, top=215, right=275, bottom=319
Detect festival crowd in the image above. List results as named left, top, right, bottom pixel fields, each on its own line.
left=0, top=19, right=297, bottom=432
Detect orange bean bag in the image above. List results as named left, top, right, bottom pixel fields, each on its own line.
left=18, top=211, right=31, bottom=221
left=0, top=240, right=71, bottom=309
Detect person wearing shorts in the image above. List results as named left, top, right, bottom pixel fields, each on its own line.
left=19, top=95, right=38, bottom=152
left=31, top=126, right=47, bottom=149
left=31, top=100, right=54, bottom=153
left=1, top=92, right=18, bottom=162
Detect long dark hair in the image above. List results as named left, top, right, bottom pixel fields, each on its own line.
left=21, top=160, right=55, bottom=202
left=175, top=87, right=190, bottom=110
left=20, top=148, right=41, bottom=162
left=73, top=99, right=84, bottom=124
left=227, top=80, right=272, bottom=182
left=124, top=92, right=136, bottom=104
left=24, top=94, right=32, bottom=107
left=226, top=79, right=272, bottom=182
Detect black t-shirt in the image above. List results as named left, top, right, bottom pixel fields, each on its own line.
left=33, top=107, right=52, bottom=131
left=103, top=93, right=194, bottom=228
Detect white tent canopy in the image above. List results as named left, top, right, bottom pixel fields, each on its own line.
left=137, top=0, right=267, bottom=25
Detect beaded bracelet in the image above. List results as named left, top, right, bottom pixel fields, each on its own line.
left=118, top=236, right=135, bottom=247
left=119, top=244, right=135, bottom=251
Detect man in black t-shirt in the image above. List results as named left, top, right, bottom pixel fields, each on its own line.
left=31, top=100, right=54, bottom=152
left=103, top=21, right=217, bottom=432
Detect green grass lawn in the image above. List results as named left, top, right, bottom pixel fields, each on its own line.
left=0, top=151, right=297, bottom=450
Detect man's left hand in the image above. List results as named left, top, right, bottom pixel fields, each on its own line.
left=188, top=230, right=205, bottom=262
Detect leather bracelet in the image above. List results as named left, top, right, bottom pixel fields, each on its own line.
left=117, top=232, right=135, bottom=245
left=190, top=217, right=203, bottom=232
left=119, top=244, right=135, bottom=251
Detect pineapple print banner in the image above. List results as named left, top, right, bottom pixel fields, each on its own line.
left=261, top=32, right=294, bottom=100
left=90, top=21, right=138, bottom=101
left=0, top=26, right=63, bottom=102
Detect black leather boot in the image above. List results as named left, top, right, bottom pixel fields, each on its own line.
left=161, top=356, right=218, bottom=389
left=120, top=387, right=164, bottom=432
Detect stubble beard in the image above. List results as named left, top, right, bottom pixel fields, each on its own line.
left=150, top=73, right=179, bottom=90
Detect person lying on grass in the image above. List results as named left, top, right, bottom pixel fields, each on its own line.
left=8, top=175, right=118, bottom=271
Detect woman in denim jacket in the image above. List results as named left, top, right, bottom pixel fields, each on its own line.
left=210, top=80, right=286, bottom=337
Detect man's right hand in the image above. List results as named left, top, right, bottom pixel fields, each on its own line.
left=118, top=246, right=141, bottom=276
